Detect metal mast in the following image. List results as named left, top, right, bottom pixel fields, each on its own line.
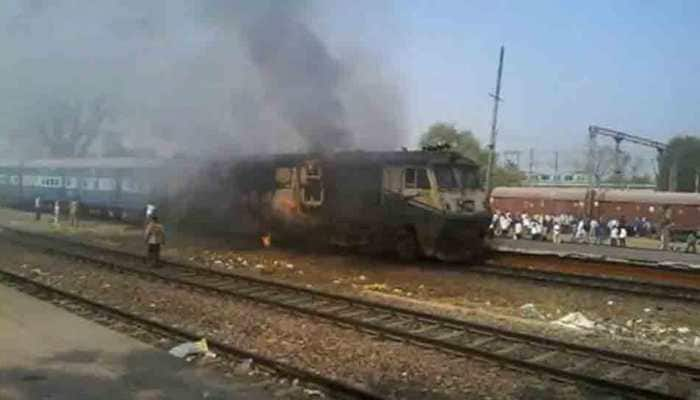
left=484, top=46, right=505, bottom=195
left=588, top=125, right=666, bottom=184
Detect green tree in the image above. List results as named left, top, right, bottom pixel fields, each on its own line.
left=658, top=135, right=700, bottom=191
left=418, top=122, right=524, bottom=187
left=419, top=122, right=489, bottom=165
left=492, top=165, right=527, bottom=187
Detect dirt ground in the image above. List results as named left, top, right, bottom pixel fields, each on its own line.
left=3, top=207, right=700, bottom=368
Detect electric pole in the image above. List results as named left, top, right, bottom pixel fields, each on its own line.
left=484, top=46, right=505, bottom=195
left=528, top=148, right=535, bottom=176
left=554, top=151, right=559, bottom=178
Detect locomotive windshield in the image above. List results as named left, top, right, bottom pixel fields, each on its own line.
left=434, top=165, right=480, bottom=190
left=434, top=165, right=458, bottom=189
left=456, top=166, right=480, bottom=189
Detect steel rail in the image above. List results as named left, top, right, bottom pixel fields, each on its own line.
left=476, top=262, right=700, bottom=304
left=2, top=227, right=700, bottom=399
left=0, top=268, right=387, bottom=400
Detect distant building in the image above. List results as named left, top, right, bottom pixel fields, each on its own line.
left=525, top=171, right=654, bottom=189
left=526, top=171, right=590, bottom=186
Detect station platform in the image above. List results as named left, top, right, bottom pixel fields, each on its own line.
left=0, top=284, right=273, bottom=400
left=490, top=237, right=700, bottom=269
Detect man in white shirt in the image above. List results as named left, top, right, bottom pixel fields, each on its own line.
left=499, top=214, right=511, bottom=237
left=619, top=226, right=628, bottom=247
left=575, top=219, right=587, bottom=243
left=53, top=201, right=60, bottom=226
left=513, top=220, right=523, bottom=240
left=610, top=226, right=619, bottom=247
left=552, top=222, right=561, bottom=244
left=34, top=196, right=42, bottom=221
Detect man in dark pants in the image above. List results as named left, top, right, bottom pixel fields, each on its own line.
left=144, top=216, right=165, bottom=267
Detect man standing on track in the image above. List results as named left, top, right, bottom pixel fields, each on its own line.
left=144, top=216, right=166, bottom=267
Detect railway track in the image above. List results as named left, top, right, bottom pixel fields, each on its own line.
left=0, top=267, right=386, bottom=400
left=476, top=262, right=700, bottom=304
left=2, top=227, right=700, bottom=399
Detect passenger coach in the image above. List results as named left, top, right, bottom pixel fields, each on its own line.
left=0, top=158, right=165, bottom=218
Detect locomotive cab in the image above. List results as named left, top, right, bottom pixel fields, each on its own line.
left=383, top=162, right=486, bottom=216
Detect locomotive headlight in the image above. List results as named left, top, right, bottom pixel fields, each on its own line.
left=459, top=199, right=475, bottom=212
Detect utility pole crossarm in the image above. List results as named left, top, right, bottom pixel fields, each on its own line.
left=588, top=125, right=667, bottom=152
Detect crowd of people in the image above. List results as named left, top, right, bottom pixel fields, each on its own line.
left=489, top=211, right=664, bottom=248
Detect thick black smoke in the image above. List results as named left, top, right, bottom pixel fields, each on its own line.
left=199, top=1, right=351, bottom=152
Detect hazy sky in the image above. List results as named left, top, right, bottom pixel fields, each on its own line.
left=2, top=0, right=698, bottom=172
left=318, top=0, right=700, bottom=170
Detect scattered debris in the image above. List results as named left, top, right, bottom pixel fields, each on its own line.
left=357, top=275, right=367, bottom=281
left=303, top=388, right=324, bottom=397
left=30, top=268, right=48, bottom=276
left=553, top=312, right=596, bottom=331
left=234, top=358, right=253, bottom=375
left=606, top=300, right=614, bottom=306
left=678, top=327, right=691, bottom=334
left=254, top=264, right=265, bottom=270
left=169, top=338, right=209, bottom=358
left=643, top=308, right=652, bottom=313
left=519, top=303, right=545, bottom=320
left=363, top=283, right=388, bottom=291
left=694, top=337, right=700, bottom=347
left=285, top=263, right=294, bottom=269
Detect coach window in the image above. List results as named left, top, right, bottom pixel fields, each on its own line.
left=98, top=178, right=116, bottom=191
left=66, top=177, right=78, bottom=189
left=82, top=178, right=97, bottom=190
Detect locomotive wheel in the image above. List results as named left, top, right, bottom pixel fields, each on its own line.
left=395, top=228, right=419, bottom=261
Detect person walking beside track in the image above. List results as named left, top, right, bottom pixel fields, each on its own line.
left=144, top=216, right=166, bottom=267
left=53, top=200, right=60, bottom=226
left=34, top=196, right=42, bottom=221
left=69, top=200, right=79, bottom=227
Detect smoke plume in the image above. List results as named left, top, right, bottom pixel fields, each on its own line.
left=0, top=0, right=405, bottom=159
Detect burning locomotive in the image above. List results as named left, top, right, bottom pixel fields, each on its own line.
left=234, top=150, right=490, bottom=261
